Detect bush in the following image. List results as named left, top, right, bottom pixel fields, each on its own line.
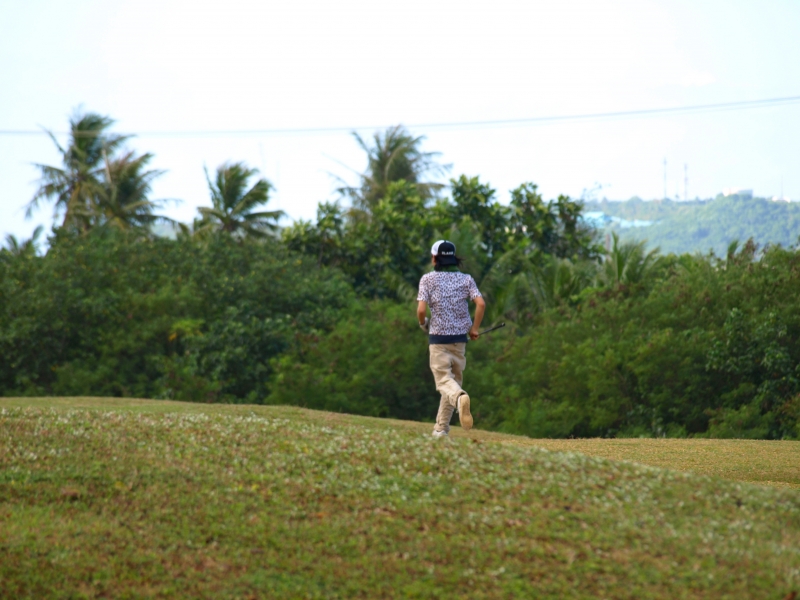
left=264, top=244, right=800, bottom=439
left=0, top=229, right=353, bottom=401
left=467, top=245, right=800, bottom=439
left=268, top=301, right=438, bottom=420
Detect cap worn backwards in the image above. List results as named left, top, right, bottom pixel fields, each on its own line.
left=431, top=240, right=458, bottom=266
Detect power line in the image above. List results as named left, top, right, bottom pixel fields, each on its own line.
left=1, top=95, right=799, bottom=138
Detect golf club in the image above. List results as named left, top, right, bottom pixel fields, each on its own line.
left=478, top=322, right=506, bottom=336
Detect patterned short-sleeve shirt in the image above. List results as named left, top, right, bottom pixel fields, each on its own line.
left=417, top=271, right=482, bottom=341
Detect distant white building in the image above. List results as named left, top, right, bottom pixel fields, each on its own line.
left=771, top=195, right=792, bottom=202
left=723, top=188, right=753, bottom=199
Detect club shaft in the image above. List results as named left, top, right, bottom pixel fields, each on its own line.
left=478, top=322, right=505, bottom=336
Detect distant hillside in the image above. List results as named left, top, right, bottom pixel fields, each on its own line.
left=585, top=197, right=707, bottom=222
left=586, top=196, right=800, bottom=255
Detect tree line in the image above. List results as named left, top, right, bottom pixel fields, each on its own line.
left=2, top=110, right=799, bottom=439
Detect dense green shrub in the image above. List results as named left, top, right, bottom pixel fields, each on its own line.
left=266, top=244, right=800, bottom=439
left=469, top=244, right=800, bottom=439
left=267, top=301, right=437, bottom=421
left=0, top=229, right=353, bottom=401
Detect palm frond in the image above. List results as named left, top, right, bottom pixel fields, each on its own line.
left=344, top=125, right=450, bottom=212
left=197, top=162, right=277, bottom=238
left=242, top=209, right=285, bottom=221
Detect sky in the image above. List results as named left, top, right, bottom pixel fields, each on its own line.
left=2, top=0, right=800, bottom=242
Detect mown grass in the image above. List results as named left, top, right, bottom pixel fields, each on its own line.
left=1, top=397, right=799, bottom=598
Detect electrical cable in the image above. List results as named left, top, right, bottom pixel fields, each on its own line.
left=0, top=95, right=799, bottom=138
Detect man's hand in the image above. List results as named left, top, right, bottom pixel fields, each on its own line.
left=469, top=326, right=479, bottom=340
left=420, top=317, right=430, bottom=332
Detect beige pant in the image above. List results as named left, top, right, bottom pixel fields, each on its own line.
left=429, top=343, right=467, bottom=433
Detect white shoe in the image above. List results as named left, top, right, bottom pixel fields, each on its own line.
left=432, top=429, right=448, bottom=438
left=458, top=394, right=473, bottom=431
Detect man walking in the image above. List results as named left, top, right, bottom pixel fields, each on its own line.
left=417, top=240, right=486, bottom=437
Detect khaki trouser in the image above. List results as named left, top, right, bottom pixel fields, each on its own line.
left=429, top=343, right=467, bottom=434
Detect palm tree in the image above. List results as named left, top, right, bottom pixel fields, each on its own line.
left=480, top=248, right=595, bottom=325
left=95, top=150, right=172, bottom=231
left=194, top=162, right=284, bottom=238
left=600, top=232, right=660, bottom=287
left=3, top=225, right=44, bottom=257
left=338, top=125, right=450, bottom=213
left=530, top=254, right=594, bottom=309
left=28, top=111, right=128, bottom=231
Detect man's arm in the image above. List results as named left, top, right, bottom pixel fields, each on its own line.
left=469, top=296, right=486, bottom=340
left=417, top=301, right=429, bottom=330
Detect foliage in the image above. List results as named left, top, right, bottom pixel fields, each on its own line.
left=285, top=180, right=440, bottom=299
left=268, top=302, right=433, bottom=419
left=599, top=232, right=661, bottom=287
left=269, top=237, right=800, bottom=439
left=509, top=183, right=600, bottom=260
left=285, top=175, right=600, bottom=303
left=2, top=226, right=44, bottom=258
left=28, top=111, right=129, bottom=230
left=0, top=229, right=353, bottom=402
left=337, top=125, right=450, bottom=213
left=448, top=175, right=509, bottom=272
left=95, top=150, right=171, bottom=231
left=194, top=162, right=284, bottom=238
left=478, top=250, right=596, bottom=326
left=27, top=110, right=172, bottom=233
left=1, top=401, right=799, bottom=597
left=466, top=243, right=800, bottom=439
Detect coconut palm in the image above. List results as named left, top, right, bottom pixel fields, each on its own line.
left=480, top=248, right=595, bottom=325
left=338, top=125, right=450, bottom=213
left=3, top=225, right=44, bottom=257
left=600, top=232, right=660, bottom=287
left=28, top=111, right=128, bottom=231
left=95, top=150, right=172, bottom=231
left=530, top=254, right=595, bottom=309
left=194, top=162, right=284, bottom=238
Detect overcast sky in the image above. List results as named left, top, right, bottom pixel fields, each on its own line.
left=2, top=0, right=799, bottom=241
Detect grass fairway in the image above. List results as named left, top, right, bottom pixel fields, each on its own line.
left=1, top=398, right=799, bottom=598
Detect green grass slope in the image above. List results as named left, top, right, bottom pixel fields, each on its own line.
left=2, top=398, right=799, bottom=598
